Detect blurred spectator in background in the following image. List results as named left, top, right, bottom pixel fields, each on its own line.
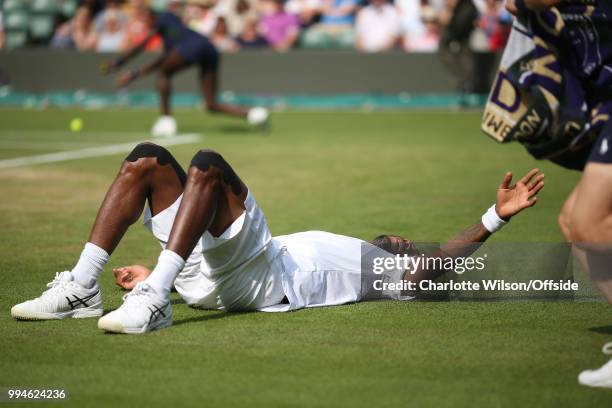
left=428, top=0, right=446, bottom=12
left=285, top=0, right=322, bottom=28
left=396, top=0, right=424, bottom=47
left=121, top=0, right=162, bottom=51
left=94, top=0, right=128, bottom=33
left=470, top=0, right=510, bottom=92
left=210, top=16, right=240, bottom=51
left=51, top=7, right=96, bottom=50
left=260, top=0, right=300, bottom=51
left=301, top=0, right=358, bottom=49
left=184, top=0, right=219, bottom=36
left=220, top=0, right=258, bottom=38
left=438, top=0, right=478, bottom=93
left=474, top=0, right=511, bottom=52
left=80, top=0, right=106, bottom=16
left=0, top=0, right=510, bottom=58
left=403, top=5, right=439, bottom=52
left=95, top=10, right=126, bottom=52
left=237, top=17, right=268, bottom=48
left=355, top=0, right=400, bottom=53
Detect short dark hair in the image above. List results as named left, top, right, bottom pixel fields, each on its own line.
left=369, top=234, right=416, bottom=255
left=370, top=235, right=394, bottom=252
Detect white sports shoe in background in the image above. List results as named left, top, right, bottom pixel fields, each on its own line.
left=151, top=115, right=177, bottom=137
left=98, top=282, right=171, bottom=334
left=247, top=106, right=269, bottom=126
left=578, top=342, right=612, bottom=389
left=11, top=271, right=102, bottom=320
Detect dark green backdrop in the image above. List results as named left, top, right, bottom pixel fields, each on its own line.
left=0, top=50, right=496, bottom=94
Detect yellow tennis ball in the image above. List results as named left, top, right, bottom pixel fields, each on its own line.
left=70, top=118, right=83, bottom=132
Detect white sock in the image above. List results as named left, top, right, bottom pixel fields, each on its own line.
left=144, top=250, right=185, bottom=299
left=71, top=242, right=109, bottom=288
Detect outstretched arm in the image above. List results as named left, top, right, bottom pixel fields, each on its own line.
left=443, top=168, right=544, bottom=256
left=406, top=169, right=545, bottom=283
left=101, top=31, right=157, bottom=74
left=115, top=53, right=168, bottom=88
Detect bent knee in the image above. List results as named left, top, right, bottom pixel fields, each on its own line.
left=125, top=142, right=174, bottom=164
left=188, top=150, right=224, bottom=181
left=120, top=143, right=163, bottom=174
left=189, top=149, right=242, bottom=194
left=121, top=142, right=180, bottom=178
left=190, top=149, right=225, bottom=169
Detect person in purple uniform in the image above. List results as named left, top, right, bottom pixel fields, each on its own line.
left=505, top=0, right=612, bottom=390
left=102, top=0, right=268, bottom=136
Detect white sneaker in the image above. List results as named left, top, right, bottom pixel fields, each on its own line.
left=151, top=115, right=177, bottom=137
left=97, top=282, right=171, bottom=334
left=578, top=342, right=612, bottom=389
left=11, top=271, right=102, bottom=320
left=247, top=106, right=269, bottom=126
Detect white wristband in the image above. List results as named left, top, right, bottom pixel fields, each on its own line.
left=481, top=204, right=507, bottom=233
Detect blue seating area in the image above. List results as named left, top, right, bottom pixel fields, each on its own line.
left=2, top=0, right=79, bottom=49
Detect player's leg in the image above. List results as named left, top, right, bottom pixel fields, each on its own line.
left=165, top=150, right=247, bottom=258
left=569, top=162, right=612, bottom=303
left=11, top=143, right=186, bottom=320
left=152, top=50, right=190, bottom=136
left=562, top=114, right=612, bottom=390
left=98, top=149, right=248, bottom=333
left=572, top=163, right=612, bottom=389
left=198, top=53, right=269, bottom=126
left=571, top=163, right=612, bottom=244
left=558, top=184, right=579, bottom=242
left=88, top=142, right=186, bottom=256
left=158, top=74, right=172, bottom=117
left=156, top=50, right=189, bottom=116
left=199, top=66, right=248, bottom=118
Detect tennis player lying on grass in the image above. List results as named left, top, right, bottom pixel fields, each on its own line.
left=11, top=143, right=544, bottom=334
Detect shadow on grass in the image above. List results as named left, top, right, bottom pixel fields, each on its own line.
left=211, top=125, right=270, bottom=135
left=179, top=124, right=254, bottom=134
left=173, top=310, right=251, bottom=326
left=214, top=125, right=252, bottom=133
left=99, top=311, right=250, bottom=334
left=588, top=325, right=612, bottom=335
left=100, top=297, right=251, bottom=330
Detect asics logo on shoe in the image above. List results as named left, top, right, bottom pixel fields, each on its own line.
left=148, top=304, right=167, bottom=325
left=65, top=291, right=99, bottom=310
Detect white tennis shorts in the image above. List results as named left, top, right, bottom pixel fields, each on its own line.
left=143, top=189, right=405, bottom=312
left=144, top=190, right=286, bottom=311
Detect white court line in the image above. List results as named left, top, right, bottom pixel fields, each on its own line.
left=0, top=141, right=105, bottom=150
left=0, top=130, right=152, bottom=137
left=0, top=134, right=202, bottom=170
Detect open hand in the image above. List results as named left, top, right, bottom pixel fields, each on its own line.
left=495, top=168, right=545, bottom=220
left=113, top=265, right=151, bottom=290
